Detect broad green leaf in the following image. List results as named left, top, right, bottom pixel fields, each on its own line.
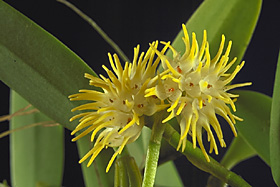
left=220, top=136, right=256, bottom=170
left=168, top=0, right=261, bottom=67
left=234, top=90, right=271, bottom=165
left=10, top=90, right=64, bottom=187
left=155, top=161, right=183, bottom=187
left=270, top=51, right=280, bottom=186
left=0, top=2, right=113, bottom=186
left=0, top=0, right=95, bottom=131
left=76, top=137, right=115, bottom=187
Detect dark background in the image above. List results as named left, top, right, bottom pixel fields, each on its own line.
left=0, top=0, right=279, bottom=186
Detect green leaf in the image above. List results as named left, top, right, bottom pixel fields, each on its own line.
left=0, top=0, right=96, bottom=131
left=0, top=2, right=121, bottom=186
left=155, top=161, right=183, bottom=187
left=10, top=90, right=64, bottom=187
left=270, top=51, right=280, bottom=186
left=234, top=90, right=271, bottom=165
left=168, top=0, right=262, bottom=67
left=220, top=136, right=256, bottom=170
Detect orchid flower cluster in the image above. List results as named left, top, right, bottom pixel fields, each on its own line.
left=69, top=24, right=251, bottom=172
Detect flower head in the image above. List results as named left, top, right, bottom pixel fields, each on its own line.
left=145, top=24, right=251, bottom=161
left=69, top=42, right=168, bottom=172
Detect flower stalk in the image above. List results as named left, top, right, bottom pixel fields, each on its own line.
left=142, top=112, right=167, bottom=187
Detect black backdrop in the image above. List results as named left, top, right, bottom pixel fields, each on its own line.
left=0, top=0, right=279, bottom=186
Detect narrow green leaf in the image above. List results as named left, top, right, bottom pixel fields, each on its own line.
left=234, top=90, right=271, bottom=165
left=0, top=0, right=95, bottom=130
left=168, top=0, right=261, bottom=66
left=155, top=161, right=183, bottom=187
left=270, top=51, right=280, bottom=186
left=10, top=90, right=64, bottom=187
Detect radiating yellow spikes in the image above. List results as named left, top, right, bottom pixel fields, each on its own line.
left=71, top=116, right=98, bottom=135
left=90, top=121, right=111, bottom=142
left=106, top=137, right=129, bottom=173
left=181, top=116, right=192, bottom=140
left=69, top=91, right=104, bottom=102
left=70, top=24, right=252, bottom=170
left=113, top=54, right=124, bottom=78
left=182, top=24, right=190, bottom=53
left=152, top=41, right=170, bottom=71
left=197, top=130, right=210, bottom=162
left=86, top=145, right=104, bottom=167
left=223, top=61, right=245, bottom=85
left=160, top=41, right=179, bottom=59
left=220, top=57, right=237, bottom=75
left=73, top=102, right=100, bottom=111
left=108, top=53, right=118, bottom=75
left=211, top=34, right=225, bottom=65
left=70, top=112, right=92, bottom=122
left=204, top=43, right=211, bottom=69
left=189, top=32, right=198, bottom=60
left=164, top=59, right=181, bottom=77
left=176, top=102, right=186, bottom=116
left=224, top=40, right=232, bottom=58
left=205, top=125, right=218, bottom=155
left=162, top=110, right=175, bottom=123
left=102, top=65, right=121, bottom=89
left=79, top=145, right=99, bottom=164
left=167, top=95, right=181, bottom=112
left=72, top=125, right=96, bottom=142
left=198, top=30, right=207, bottom=61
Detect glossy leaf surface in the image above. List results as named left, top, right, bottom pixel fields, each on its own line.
left=234, top=90, right=271, bottom=165
left=220, top=136, right=256, bottom=170
left=10, top=90, right=64, bottom=187
left=0, top=1, right=96, bottom=131
left=270, top=51, right=280, bottom=186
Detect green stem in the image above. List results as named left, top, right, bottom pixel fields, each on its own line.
left=57, top=0, right=130, bottom=63
left=142, top=114, right=166, bottom=187
left=162, top=123, right=251, bottom=187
